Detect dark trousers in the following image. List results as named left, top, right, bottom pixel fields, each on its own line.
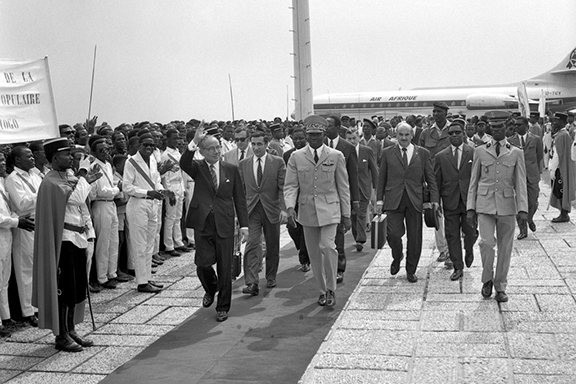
left=351, top=199, right=370, bottom=244
left=518, top=180, right=539, bottom=231
left=58, top=241, right=88, bottom=307
left=287, top=222, right=309, bottom=265
left=243, top=202, right=280, bottom=285
left=336, top=227, right=346, bottom=272
left=445, top=200, right=478, bottom=270
left=386, top=191, right=422, bottom=275
left=195, top=212, right=234, bottom=312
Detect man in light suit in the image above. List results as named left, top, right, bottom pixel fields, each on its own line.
left=345, top=129, right=378, bottom=251
left=222, top=127, right=253, bottom=166
left=285, top=115, right=351, bottom=307
left=467, top=117, right=528, bottom=303
left=434, top=119, right=478, bottom=281
left=508, top=116, right=543, bottom=238
left=180, top=125, right=249, bottom=322
left=377, top=123, right=439, bottom=283
left=238, top=131, right=287, bottom=296
left=325, top=115, right=359, bottom=284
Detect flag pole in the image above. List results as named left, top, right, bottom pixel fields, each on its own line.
left=228, top=74, right=235, bottom=121
left=87, top=45, right=97, bottom=121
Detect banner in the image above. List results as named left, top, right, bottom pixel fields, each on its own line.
left=538, top=89, right=547, bottom=118
left=0, top=57, right=58, bottom=144
left=516, top=82, right=531, bottom=118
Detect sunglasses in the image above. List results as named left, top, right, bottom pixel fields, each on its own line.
left=141, top=143, right=156, bottom=148
left=448, top=131, right=463, bottom=136
left=234, top=137, right=248, bottom=142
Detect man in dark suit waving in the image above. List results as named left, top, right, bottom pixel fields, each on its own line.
left=434, top=119, right=478, bottom=281
left=325, top=115, right=359, bottom=283
left=238, top=131, right=287, bottom=296
left=376, top=123, right=439, bottom=283
left=180, top=124, right=249, bottom=322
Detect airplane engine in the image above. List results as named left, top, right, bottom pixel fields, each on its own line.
left=466, top=93, right=518, bottom=110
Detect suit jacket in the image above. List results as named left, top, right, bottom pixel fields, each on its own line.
left=378, top=138, right=395, bottom=165
left=360, top=136, right=380, bottom=166
left=356, top=144, right=378, bottom=201
left=325, top=136, right=359, bottom=203
left=434, top=143, right=474, bottom=211
left=377, top=144, right=439, bottom=213
left=507, top=132, right=543, bottom=184
left=284, top=144, right=351, bottom=227
left=180, top=148, right=249, bottom=242
left=467, top=139, right=528, bottom=215
left=283, top=147, right=296, bottom=165
left=238, top=154, right=286, bottom=224
left=222, top=146, right=254, bottom=166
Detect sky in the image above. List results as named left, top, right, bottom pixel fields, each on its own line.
left=1, top=0, right=575, bottom=126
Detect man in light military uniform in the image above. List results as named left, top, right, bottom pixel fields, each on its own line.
left=467, top=115, right=528, bottom=303
left=284, top=115, right=351, bottom=308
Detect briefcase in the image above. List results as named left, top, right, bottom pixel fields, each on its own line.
left=371, top=213, right=387, bottom=249
left=232, top=251, right=242, bottom=278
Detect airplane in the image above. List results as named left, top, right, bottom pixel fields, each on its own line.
left=313, top=46, right=576, bottom=119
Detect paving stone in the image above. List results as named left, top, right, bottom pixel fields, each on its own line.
left=147, top=306, right=198, bottom=325
left=110, top=305, right=167, bottom=324
left=0, top=369, right=19, bottom=382
left=411, top=357, right=459, bottom=384
left=315, top=352, right=409, bottom=371
left=339, top=309, right=421, bottom=322
left=536, top=294, right=576, bottom=312
left=507, top=333, right=558, bottom=359
left=460, top=357, right=510, bottom=383
left=7, top=327, right=52, bottom=343
left=155, top=288, right=205, bottom=299
left=420, top=311, right=460, bottom=331
left=73, top=346, right=145, bottom=374
left=515, top=374, right=576, bottom=383
left=422, top=300, right=499, bottom=312
left=507, top=285, right=569, bottom=295
left=555, top=333, right=576, bottom=360
left=5, top=372, right=106, bottom=384
left=29, top=346, right=105, bottom=372
left=416, top=342, right=507, bottom=358
left=0, top=355, right=43, bottom=370
left=347, top=293, right=423, bottom=311
left=167, top=276, right=201, bottom=290
left=513, top=359, right=576, bottom=375
left=462, top=311, right=503, bottom=332
left=498, top=294, right=539, bottom=312
left=142, top=297, right=200, bottom=307
left=0, top=342, right=57, bottom=358
left=88, top=334, right=158, bottom=347
left=426, top=293, right=480, bottom=302
left=323, top=329, right=414, bottom=356
left=93, top=323, right=174, bottom=336
left=301, top=368, right=407, bottom=384
left=358, top=284, right=424, bottom=295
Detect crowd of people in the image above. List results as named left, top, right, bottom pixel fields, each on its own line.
left=0, top=103, right=575, bottom=352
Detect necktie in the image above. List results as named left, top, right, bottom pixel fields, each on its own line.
left=330, top=139, right=334, bottom=148
left=402, top=147, right=408, bottom=168
left=454, top=146, right=459, bottom=169
left=314, top=149, right=319, bottom=164
left=210, top=164, right=218, bottom=190
left=520, top=136, right=525, bottom=149
left=495, top=141, right=501, bottom=157
left=257, top=158, right=263, bottom=187
left=239, top=150, right=245, bottom=161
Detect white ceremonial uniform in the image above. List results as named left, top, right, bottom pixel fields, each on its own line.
left=0, top=179, right=18, bottom=320
left=90, top=158, right=120, bottom=284
left=161, top=147, right=185, bottom=251
left=123, top=152, right=164, bottom=285
left=152, top=149, right=163, bottom=255
left=5, top=167, right=41, bottom=317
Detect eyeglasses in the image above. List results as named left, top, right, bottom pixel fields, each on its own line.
left=234, top=137, right=248, bottom=142
left=448, top=131, right=463, bottom=136
left=141, top=143, right=156, bottom=148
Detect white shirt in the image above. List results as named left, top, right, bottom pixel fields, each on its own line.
left=123, top=152, right=164, bottom=198
left=253, top=152, right=268, bottom=183
left=0, top=178, right=18, bottom=230
left=91, top=158, right=119, bottom=200
left=400, top=143, right=414, bottom=164
left=161, top=147, right=184, bottom=194
left=328, top=136, right=340, bottom=149
left=61, top=176, right=93, bottom=249
left=308, top=144, right=326, bottom=160
left=5, top=166, right=42, bottom=218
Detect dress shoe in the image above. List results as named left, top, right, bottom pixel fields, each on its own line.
left=444, top=260, right=454, bottom=270
left=152, top=260, right=160, bottom=267
left=152, top=255, right=164, bottom=265
left=154, top=254, right=166, bottom=262
left=407, top=274, right=418, bottom=283
left=552, top=214, right=570, bottom=223
left=167, top=249, right=182, bottom=257
left=301, top=263, right=310, bottom=272
left=55, top=335, right=83, bottom=352
left=517, top=232, right=528, bottom=240
left=0, top=328, right=11, bottom=338
left=149, top=281, right=164, bottom=289
left=450, top=269, right=463, bottom=281
left=242, top=283, right=259, bottom=296
left=126, top=269, right=136, bottom=277
left=1, top=319, right=19, bottom=329
left=89, top=282, right=102, bottom=293
left=465, top=252, right=474, bottom=268
left=175, top=245, right=192, bottom=253
left=390, top=255, right=403, bottom=276
left=137, top=283, right=161, bottom=293
left=336, top=271, right=344, bottom=283
left=481, top=280, right=493, bottom=298
left=436, top=251, right=449, bottom=262
left=266, top=280, right=276, bottom=288
left=101, top=279, right=118, bottom=289
left=495, top=291, right=509, bottom=302
left=202, top=293, right=215, bottom=308
left=317, top=293, right=327, bottom=306
left=22, top=315, right=38, bottom=327
left=355, top=242, right=363, bottom=252
left=69, top=331, right=94, bottom=347
left=116, top=271, right=134, bottom=282
left=216, top=311, right=228, bottom=322
left=528, top=221, right=536, bottom=232
left=326, top=290, right=336, bottom=307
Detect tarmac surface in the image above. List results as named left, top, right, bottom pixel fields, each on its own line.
left=0, top=175, right=575, bottom=383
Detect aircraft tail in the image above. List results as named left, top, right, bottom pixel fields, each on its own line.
left=539, top=47, right=576, bottom=76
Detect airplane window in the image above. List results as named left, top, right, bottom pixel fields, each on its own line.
left=423, top=102, right=427, bottom=107
left=461, top=101, right=466, bottom=106
left=405, top=103, right=409, bottom=107
left=414, top=103, right=419, bottom=107
left=388, top=103, right=392, bottom=107
left=451, top=101, right=456, bottom=106
left=379, top=103, right=383, bottom=108
left=397, top=103, right=401, bottom=107
left=362, top=104, right=366, bottom=108
left=350, top=104, right=354, bottom=108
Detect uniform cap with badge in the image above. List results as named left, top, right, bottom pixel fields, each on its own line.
left=303, top=115, right=327, bottom=133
